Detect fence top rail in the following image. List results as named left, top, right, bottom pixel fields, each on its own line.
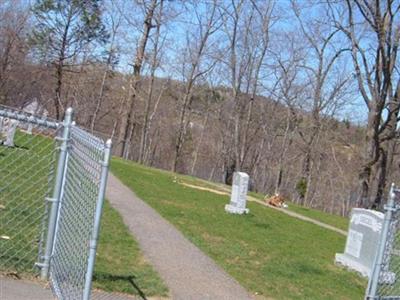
left=0, top=105, right=59, bottom=129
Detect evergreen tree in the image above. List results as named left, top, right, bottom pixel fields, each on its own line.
left=31, top=0, right=108, bottom=119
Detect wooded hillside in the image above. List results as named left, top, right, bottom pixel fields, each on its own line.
left=1, top=0, right=399, bottom=216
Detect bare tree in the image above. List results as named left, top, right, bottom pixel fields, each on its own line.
left=239, top=1, right=275, bottom=170
left=138, top=0, right=166, bottom=163
left=141, top=80, right=167, bottom=164
left=221, top=1, right=275, bottom=175
left=332, top=0, right=400, bottom=208
left=116, top=0, right=160, bottom=158
left=172, top=0, right=220, bottom=172
left=0, top=1, right=30, bottom=103
left=292, top=1, right=350, bottom=205
left=221, top=0, right=247, bottom=172
left=90, top=3, right=122, bottom=132
left=271, top=34, right=305, bottom=195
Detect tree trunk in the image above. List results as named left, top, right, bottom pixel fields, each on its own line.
left=172, top=1, right=218, bottom=172
left=53, top=12, right=72, bottom=120
left=190, top=111, right=209, bottom=175
left=173, top=91, right=192, bottom=172
left=143, top=84, right=164, bottom=164
left=274, top=109, right=292, bottom=194
left=233, top=96, right=241, bottom=171
left=54, top=60, right=63, bottom=120
left=116, top=0, right=158, bottom=157
left=371, top=147, right=388, bottom=209
left=90, top=24, right=118, bottom=132
left=356, top=106, right=381, bottom=207
left=139, top=92, right=152, bottom=164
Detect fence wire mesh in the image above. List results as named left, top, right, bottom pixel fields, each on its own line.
left=49, top=125, right=108, bottom=299
left=367, top=187, right=400, bottom=299
left=0, top=105, right=59, bottom=276
left=0, top=105, right=111, bottom=300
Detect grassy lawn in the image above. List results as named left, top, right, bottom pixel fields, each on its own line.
left=0, top=131, right=55, bottom=275
left=285, top=203, right=349, bottom=231
left=94, top=200, right=168, bottom=297
left=178, top=173, right=350, bottom=231
left=112, top=158, right=366, bottom=300
left=0, top=131, right=167, bottom=297
left=245, top=190, right=350, bottom=231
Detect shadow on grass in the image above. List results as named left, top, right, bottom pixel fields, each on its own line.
left=0, top=144, right=29, bottom=151
left=93, top=272, right=148, bottom=300
left=14, top=144, right=30, bottom=150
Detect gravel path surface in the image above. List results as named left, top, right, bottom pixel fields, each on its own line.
left=106, top=173, right=253, bottom=300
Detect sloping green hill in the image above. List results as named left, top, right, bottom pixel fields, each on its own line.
left=111, top=158, right=365, bottom=300
left=177, top=172, right=350, bottom=231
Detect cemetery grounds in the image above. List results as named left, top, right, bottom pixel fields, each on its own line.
left=111, top=158, right=367, bottom=300
left=0, top=129, right=371, bottom=299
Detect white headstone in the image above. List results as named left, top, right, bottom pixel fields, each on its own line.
left=3, top=119, right=18, bottom=147
left=225, top=172, right=249, bottom=214
left=23, top=100, right=40, bottom=114
left=335, top=208, right=387, bottom=278
left=22, top=100, right=48, bottom=135
left=26, top=123, right=33, bottom=135
left=0, top=117, right=4, bottom=143
left=1, top=117, right=9, bottom=142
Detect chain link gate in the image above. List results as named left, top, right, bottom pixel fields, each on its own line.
left=0, top=105, right=111, bottom=300
left=366, top=184, right=400, bottom=299
left=0, top=105, right=59, bottom=275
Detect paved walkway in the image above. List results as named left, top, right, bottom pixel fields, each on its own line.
left=106, top=173, right=253, bottom=300
left=0, top=277, right=53, bottom=300
left=0, top=277, right=136, bottom=300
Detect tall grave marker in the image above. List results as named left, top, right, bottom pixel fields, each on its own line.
left=335, top=208, right=385, bottom=278
left=5, top=119, right=18, bottom=147
left=225, top=172, right=249, bottom=214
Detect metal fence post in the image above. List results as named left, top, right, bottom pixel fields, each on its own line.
left=40, top=108, right=73, bottom=280
left=83, top=139, right=112, bottom=300
left=366, top=183, right=397, bottom=299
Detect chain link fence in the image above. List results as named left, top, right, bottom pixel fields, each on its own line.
left=0, top=105, right=111, bottom=300
left=0, top=105, right=59, bottom=276
left=366, top=185, right=400, bottom=299
left=50, top=123, right=111, bottom=299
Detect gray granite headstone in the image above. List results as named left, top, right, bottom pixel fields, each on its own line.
left=22, top=100, right=38, bottom=134
left=0, top=117, right=4, bottom=143
left=335, top=208, right=384, bottom=277
left=27, top=123, right=34, bottom=135
left=225, top=172, right=249, bottom=214
left=21, top=100, right=49, bottom=135
left=4, top=119, right=18, bottom=147
left=1, top=117, right=10, bottom=143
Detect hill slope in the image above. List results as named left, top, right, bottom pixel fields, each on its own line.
left=111, top=158, right=365, bottom=300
